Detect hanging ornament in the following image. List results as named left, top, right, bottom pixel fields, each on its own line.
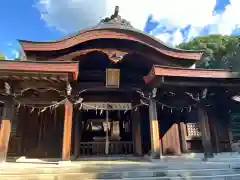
left=189, top=106, right=192, bottom=112
left=202, top=88, right=208, bottom=99
left=30, top=107, right=35, bottom=113
left=170, top=108, right=173, bottom=113
left=41, top=107, right=47, bottom=112
left=197, top=93, right=200, bottom=101
left=79, top=103, right=83, bottom=110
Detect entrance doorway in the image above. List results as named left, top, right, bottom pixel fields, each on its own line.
left=78, top=102, right=134, bottom=156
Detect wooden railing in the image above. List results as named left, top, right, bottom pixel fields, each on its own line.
left=79, top=141, right=133, bottom=156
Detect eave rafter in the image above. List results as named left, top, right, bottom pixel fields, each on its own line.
left=0, top=73, right=69, bottom=82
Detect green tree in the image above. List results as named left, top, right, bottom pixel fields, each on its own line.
left=178, top=35, right=240, bottom=70
left=0, top=52, right=5, bottom=60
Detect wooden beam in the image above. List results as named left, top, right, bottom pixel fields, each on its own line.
left=22, top=77, right=30, bottom=80
left=156, top=79, right=240, bottom=87
left=15, top=97, right=65, bottom=105
left=0, top=99, right=14, bottom=162
left=73, top=82, right=146, bottom=93
left=198, top=107, right=214, bottom=158
left=62, top=99, right=73, bottom=161
left=17, top=81, right=65, bottom=89
left=149, top=98, right=161, bottom=159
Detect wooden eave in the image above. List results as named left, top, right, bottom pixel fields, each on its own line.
left=19, top=28, right=203, bottom=61
left=144, top=65, right=240, bottom=87
left=0, top=60, right=79, bottom=81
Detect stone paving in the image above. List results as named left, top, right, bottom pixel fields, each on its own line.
left=1, top=153, right=240, bottom=179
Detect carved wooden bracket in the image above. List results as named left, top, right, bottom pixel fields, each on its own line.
left=105, top=50, right=128, bottom=63
left=54, top=48, right=128, bottom=63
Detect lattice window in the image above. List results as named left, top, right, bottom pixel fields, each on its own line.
left=106, top=68, right=120, bottom=88
left=186, top=123, right=201, bottom=137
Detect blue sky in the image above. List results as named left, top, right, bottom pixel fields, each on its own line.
left=0, top=0, right=239, bottom=59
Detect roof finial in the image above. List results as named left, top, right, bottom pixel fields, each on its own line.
left=98, top=5, right=132, bottom=28
left=113, top=6, right=119, bottom=18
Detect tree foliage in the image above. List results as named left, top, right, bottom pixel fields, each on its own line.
left=178, top=35, right=240, bottom=70
left=0, top=52, right=4, bottom=60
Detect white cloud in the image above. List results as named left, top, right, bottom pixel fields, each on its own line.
left=12, top=50, right=20, bottom=59
left=4, top=50, right=20, bottom=60
left=36, top=0, right=153, bottom=32
left=213, top=0, right=240, bottom=35
left=4, top=55, right=9, bottom=60
left=7, top=42, right=13, bottom=46
left=36, top=0, right=240, bottom=45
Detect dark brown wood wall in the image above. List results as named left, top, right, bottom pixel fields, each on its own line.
left=8, top=105, right=65, bottom=158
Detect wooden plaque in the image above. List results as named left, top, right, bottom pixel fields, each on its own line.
left=106, top=68, right=120, bottom=88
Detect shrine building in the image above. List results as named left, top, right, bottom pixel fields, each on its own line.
left=0, top=6, right=240, bottom=162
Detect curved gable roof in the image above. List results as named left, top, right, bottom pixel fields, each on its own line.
left=19, top=7, right=203, bottom=61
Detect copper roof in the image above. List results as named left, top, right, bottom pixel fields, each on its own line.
left=0, top=60, right=78, bottom=80
left=144, top=65, right=240, bottom=84
left=18, top=7, right=203, bottom=61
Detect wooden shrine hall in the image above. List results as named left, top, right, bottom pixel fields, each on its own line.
left=1, top=6, right=240, bottom=162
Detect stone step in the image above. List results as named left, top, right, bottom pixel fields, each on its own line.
left=1, top=166, right=240, bottom=179
left=0, top=163, right=233, bottom=175
left=0, top=171, right=240, bottom=180
left=1, top=158, right=240, bottom=179
left=0, top=167, right=232, bottom=174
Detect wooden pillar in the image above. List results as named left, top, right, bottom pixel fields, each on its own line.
left=62, top=99, right=73, bottom=161
left=209, top=113, right=220, bottom=153
left=198, top=107, right=213, bottom=158
left=131, top=108, right=142, bottom=156
left=74, top=110, right=80, bottom=158
left=180, top=122, right=188, bottom=153
left=0, top=100, right=14, bottom=163
left=105, top=109, right=109, bottom=155
left=149, top=99, right=161, bottom=159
